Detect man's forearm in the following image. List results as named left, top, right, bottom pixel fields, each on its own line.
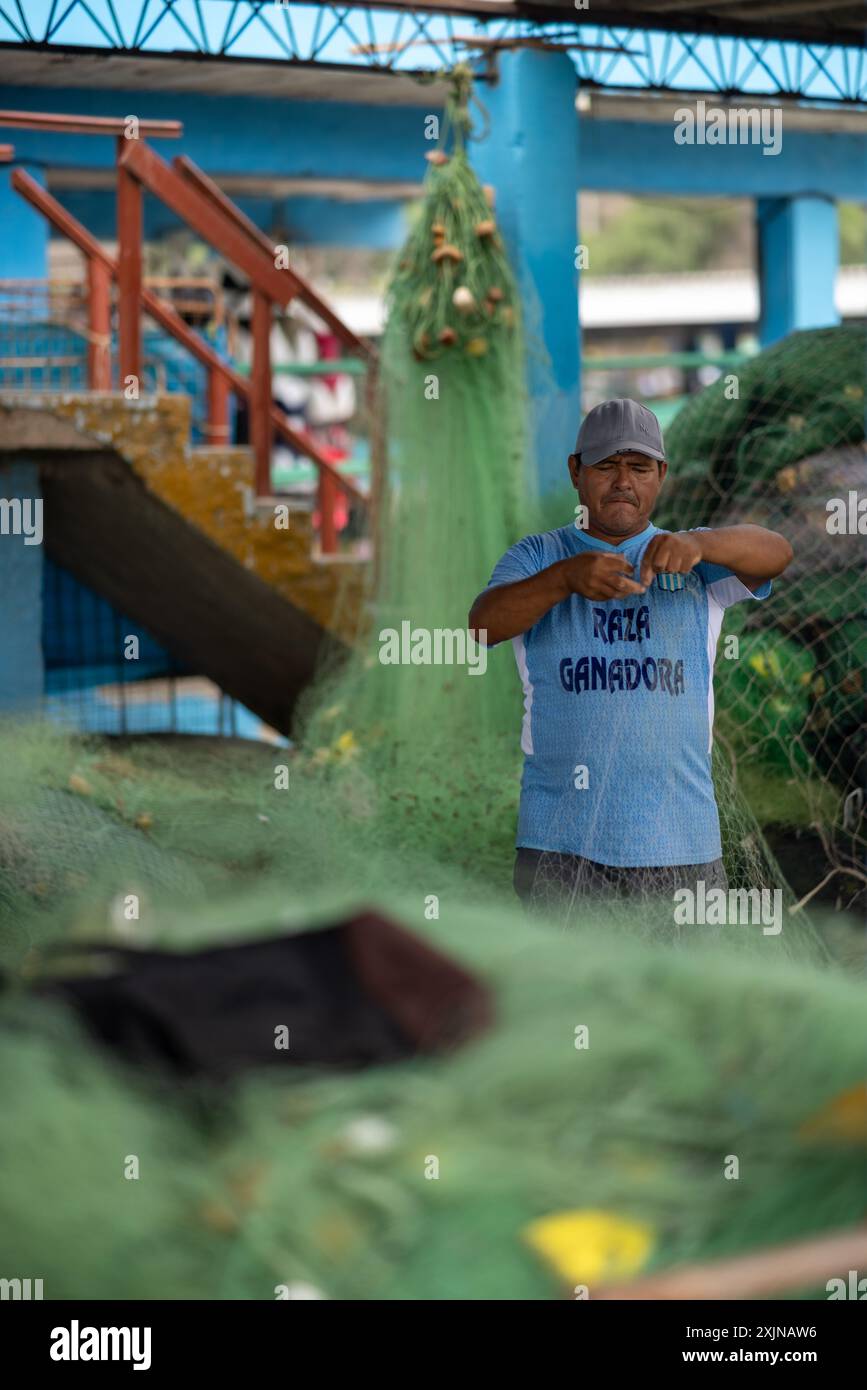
left=697, top=525, right=793, bottom=580
left=469, top=561, right=570, bottom=646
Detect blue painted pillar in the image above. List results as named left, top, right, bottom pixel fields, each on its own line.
left=757, top=196, right=839, bottom=346
left=0, top=461, right=45, bottom=712
left=473, top=51, right=581, bottom=495
left=0, top=167, right=49, bottom=278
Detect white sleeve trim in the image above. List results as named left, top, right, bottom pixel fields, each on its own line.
left=512, top=634, right=534, bottom=756
left=705, top=587, right=726, bottom=755
left=706, top=574, right=769, bottom=609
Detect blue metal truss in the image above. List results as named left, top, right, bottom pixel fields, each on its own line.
left=2, top=1, right=865, bottom=106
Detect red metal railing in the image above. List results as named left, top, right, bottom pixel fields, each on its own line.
left=1, top=109, right=376, bottom=552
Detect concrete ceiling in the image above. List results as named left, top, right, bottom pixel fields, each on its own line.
left=0, top=46, right=450, bottom=107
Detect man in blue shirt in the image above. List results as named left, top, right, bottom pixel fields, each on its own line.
left=468, top=399, right=793, bottom=909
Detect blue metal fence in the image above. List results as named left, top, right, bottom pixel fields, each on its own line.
left=42, top=556, right=280, bottom=741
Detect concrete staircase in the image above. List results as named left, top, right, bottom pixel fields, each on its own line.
left=0, top=390, right=370, bottom=734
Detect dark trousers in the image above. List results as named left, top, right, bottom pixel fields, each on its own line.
left=514, top=847, right=728, bottom=911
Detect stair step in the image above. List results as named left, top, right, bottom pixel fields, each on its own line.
left=313, top=540, right=372, bottom=566
left=252, top=494, right=314, bottom=513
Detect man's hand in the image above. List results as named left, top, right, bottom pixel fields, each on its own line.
left=561, top=552, right=647, bottom=601
left=639, top=531, right=703, bottom=587
left=469, top=552, right=648, bottom=646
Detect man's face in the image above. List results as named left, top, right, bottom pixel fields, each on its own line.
left=569, top=450, right=667, bottom=539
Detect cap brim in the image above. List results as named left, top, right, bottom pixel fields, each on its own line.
left=583, top=440, right=666, bottom=467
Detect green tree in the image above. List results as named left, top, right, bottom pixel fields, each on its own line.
left=839, top=202, right=867, bottom=265
left=584, top=199, right=744, bottom=276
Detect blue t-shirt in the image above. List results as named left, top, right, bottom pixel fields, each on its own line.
left=486, top=522, right=771, bottom=868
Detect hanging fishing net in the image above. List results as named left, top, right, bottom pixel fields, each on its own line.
left=292, top=64, right=531, bottom=885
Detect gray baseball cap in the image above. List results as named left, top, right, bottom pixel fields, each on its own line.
left=574, top=398, right=665, bottom=467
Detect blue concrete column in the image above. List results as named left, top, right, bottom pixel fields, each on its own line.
left=472, top=51, right=581, bottom=495
left=0, top=460, right=45, bottom=712
left=0, top=167, right=49, bottom=278
left=757, top=196, right=839, bottom=347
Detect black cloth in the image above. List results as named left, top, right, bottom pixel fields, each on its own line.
left=33, top=910, right=493, bottom=1080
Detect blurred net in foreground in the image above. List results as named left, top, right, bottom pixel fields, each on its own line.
left=0, top=794, right=865, bottom=1301
left=0, top=709, right=862, bottom=1301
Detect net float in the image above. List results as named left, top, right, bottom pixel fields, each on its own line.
left=432, top=244, right=463, bottom=264
left=452, top=286, right=476, bottom=312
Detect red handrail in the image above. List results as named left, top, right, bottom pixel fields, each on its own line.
left=10, top=169, right=368, bottom=515
left=172, top=154, right=376, bottom=365
left=3, top=104, right=372, bottom=548
left=119, top=139, right=301, bottom=307
left=115, top=136, right=370, bottom=507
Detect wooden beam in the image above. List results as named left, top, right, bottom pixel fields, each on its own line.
left=595, top=1223, right=867, bottom=1301
left=0, top=110, right=182, bottom=138
left=46, top=166, right=424, bottom=200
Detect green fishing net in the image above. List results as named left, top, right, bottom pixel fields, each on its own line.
left=293, top=66, right=530, bottom=883
left=658, top=326, right=866, bottom=911
left=0, top=804, right=864, bottom=1301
